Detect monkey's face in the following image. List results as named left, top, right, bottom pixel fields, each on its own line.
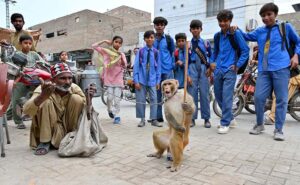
left=162, top=79, right=179, bottom=98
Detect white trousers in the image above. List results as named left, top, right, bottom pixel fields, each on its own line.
left=107, top=86, right=122, bottom=117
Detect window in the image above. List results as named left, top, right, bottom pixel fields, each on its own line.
left=46, top=32, right=54, bottom=38
left=207, top=0, right=224, bottom=17
left=75, top=17, right=80, bottom=23
left=57, top=29, right=67, bottom=36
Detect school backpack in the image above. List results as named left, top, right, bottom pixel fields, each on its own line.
left=139, top=47, right=159, bottom=67
left=165, top=34, right=174, bottom=55
left=215, top=32, right=249, bottom=74
left=278, top=21, right=300, bottom=77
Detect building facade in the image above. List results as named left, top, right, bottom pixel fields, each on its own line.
left=29, top=6, right=152, bottom=66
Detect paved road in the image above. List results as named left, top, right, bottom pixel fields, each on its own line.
left=1, top=97, right=300, bottom=185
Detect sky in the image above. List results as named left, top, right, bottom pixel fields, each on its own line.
left=0, top=0, right=154, bottom=28
left=0, top=0, right=299, bottom=29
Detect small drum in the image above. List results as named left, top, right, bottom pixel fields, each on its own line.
left=6, top=62, right=19, bottom=77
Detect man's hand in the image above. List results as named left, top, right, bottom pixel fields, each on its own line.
left=34, top=78, right=56, bottom=106
left=40, top=78, right=56, bottom=99
left=85, top=84, right=97, bottom=100
left=156, top=84, right=160, bottom=90
left=290, top=54, right=299, bottom=69
left=176, top=60, right=184, bottom=66
left=187, top=76, right=193, bottom=86
left=135, top=83, right=141, bottom=90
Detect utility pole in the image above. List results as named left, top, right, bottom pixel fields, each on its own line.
left=4, top=0, right=17, bottom=28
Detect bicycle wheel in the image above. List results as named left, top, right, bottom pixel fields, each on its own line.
left=213, top=95, right=245, bottom=118
left=289, top=92, right=300, bottom=121
left=101, top=90, right=108, bottom=105
left=245, top=104, right=256, bottom=114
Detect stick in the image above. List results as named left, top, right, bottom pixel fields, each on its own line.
left=183, top=41, right=189, bottom=102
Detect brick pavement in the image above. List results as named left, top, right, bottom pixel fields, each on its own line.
left=1, top=97, right=300, bottom=185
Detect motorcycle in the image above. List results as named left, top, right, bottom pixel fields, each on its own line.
left=1, top=43, right=52, bottom=116
left=212, top=62, right=300, bottom=121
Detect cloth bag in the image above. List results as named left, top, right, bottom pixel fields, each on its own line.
left=58, top=107, right=108, bottom=157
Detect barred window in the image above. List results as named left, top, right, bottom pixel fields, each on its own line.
left=207, top=0, right=224, bottom=17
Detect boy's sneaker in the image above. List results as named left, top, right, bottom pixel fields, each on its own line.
left=229, top=119, right=237, bottom=128
left=218, top=126, right=229, bottom=134
left=249, top=124, right=265, bottom=135
left=274, top=129, right=285, bottom=141
left=108, top=111, right=114, bottom=119
left=157, top=118, right=164, bottom=122
left=138, top=120, right=145, bottom=127
left=150, top=120, right=162, bottom=127
left=190, top=119, right=196, bottom=127
left=113, top=117, right=120, bottom=124
left=204, top=120, right=211, bottom=128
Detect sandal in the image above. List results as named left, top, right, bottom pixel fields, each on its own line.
left=34, top=143, right=50, bottom=155
left=16, top=123, right=26, bottom=129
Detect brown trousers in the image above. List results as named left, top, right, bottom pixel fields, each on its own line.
left=30, top=94, right=84, bottom=149
left=268, top=75, right=300, bottom=122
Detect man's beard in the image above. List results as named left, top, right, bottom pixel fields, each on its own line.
left=55, top=84, right=71, bottom=92
left=14, top=25, right=23, bottom=32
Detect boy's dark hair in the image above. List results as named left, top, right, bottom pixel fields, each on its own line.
left=175, top=33, right=187, bottom=41
left=190, top=20, right=202, bottom=29
left=19, top=34, right=33, bottom=43
left=153, top=16, right=168, bottom=26
left=112, top=36, right=123, bottom=43
left=11, top=13, right=24, bottom=22
left=259, top=3, right=279, bottom=16
left=144, top=30, right=155, bottom=39
left=217, top=9, right=234, bottom=21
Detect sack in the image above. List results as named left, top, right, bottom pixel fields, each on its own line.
left=278, top=21, right=300, bottom=77
left=58, top=107, right=108, bottom=157
left=215, top=32, right=249, bottom=74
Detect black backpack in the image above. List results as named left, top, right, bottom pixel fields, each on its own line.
left=278, top=21, right=300, bottom=77
left=215, top=32, right=249, bottom=74
left=165, top=34, right=174, bottom=55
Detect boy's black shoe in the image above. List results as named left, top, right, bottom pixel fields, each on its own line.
left=157, top=118, right=164, bottom=122
left=204, top=120, right=211, bottom=128
left=108, top=112, right=114, bottom=119
left=190, top=119, right=195, bottom=127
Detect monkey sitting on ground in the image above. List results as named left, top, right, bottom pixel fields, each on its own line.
left=147, top=79, right=195, bottom=172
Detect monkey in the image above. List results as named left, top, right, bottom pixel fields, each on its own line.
left=147, top=79, right=195, bottom=172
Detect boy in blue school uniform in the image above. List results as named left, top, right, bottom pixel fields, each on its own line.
left=153, top=16, right=175, bottom=125
left=133, top=30, right=162, bottom=127
left=211, top=10, right=249, bottom=134
left=188, top=20, right=213, bottom=128
left=173, top=33, right=192, bottom=89
left=237, top=3, right=300, bottom=140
